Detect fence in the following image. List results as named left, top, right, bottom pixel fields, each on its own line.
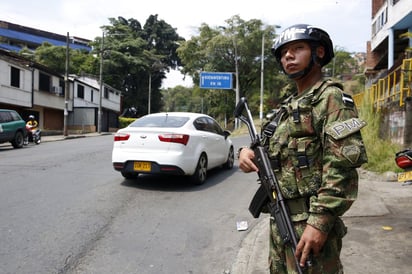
left=353, top=58, right=412, bottom=111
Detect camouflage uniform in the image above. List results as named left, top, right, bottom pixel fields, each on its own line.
left=266, top=79, right=368, bottom=274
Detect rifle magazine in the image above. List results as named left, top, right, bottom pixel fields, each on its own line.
left=248, top=185, right=270, bottom=218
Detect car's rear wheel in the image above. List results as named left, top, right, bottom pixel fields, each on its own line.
left=121, top=171, right=139, bottom=179
left=191, top=153, right=207, bottom=185
left=223, top=146, right=234, bottom=169
left=11, top=131, right=24, bottom=148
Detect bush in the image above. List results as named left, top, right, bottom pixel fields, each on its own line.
left=358, top=95, right=402, bottom=173
left=118, top=117, right=137, bottom=129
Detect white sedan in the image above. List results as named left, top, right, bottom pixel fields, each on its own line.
left=112, top=112, right=234, bottom=185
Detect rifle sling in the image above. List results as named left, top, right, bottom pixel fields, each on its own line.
left=262, top=107, right=287, bottom=139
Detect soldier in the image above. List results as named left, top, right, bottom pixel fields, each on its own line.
left=238, top=24, right=368, bottom=273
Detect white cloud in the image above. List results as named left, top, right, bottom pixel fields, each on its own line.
left=1, top=0, right=371, bottom=52
left=1, top=0, right=372, bottom=87
left=162, top=70, right=193, bottom=89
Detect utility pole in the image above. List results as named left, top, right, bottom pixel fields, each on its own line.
left=234, top=38, right=240, bottom=130
left=64, top=32, right=70, bottom=136
left=259, top=33, right=264, bottom=122
left=98, top=32, right=104, bottom=133
left=148, top=72, right=152, bottom=114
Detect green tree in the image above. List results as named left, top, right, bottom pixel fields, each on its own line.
left=25, top=15, right=184, bottom=116
left=29, top=42, right=94, bottom=75
left=323, top=47, right=366, bottom=94
left=162, top=85, right=204, bottom=113
left=161, top=85, right=233, bottom=128
left=177, top=15, right=288, bottom=116
left=90, top=15, right=185, bottom=116
left=323, top=46, right=356, bottom=79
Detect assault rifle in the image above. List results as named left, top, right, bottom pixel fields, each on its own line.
left=234, top=97, right=309, bottom=274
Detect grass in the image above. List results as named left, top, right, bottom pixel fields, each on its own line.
left=358, top=99, right=402, bottom=173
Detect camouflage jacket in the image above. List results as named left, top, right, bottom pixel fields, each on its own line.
left=266, top=79, right=368, bottom=233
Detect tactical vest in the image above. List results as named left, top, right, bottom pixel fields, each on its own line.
left=264, top=80, right=367, bottom=205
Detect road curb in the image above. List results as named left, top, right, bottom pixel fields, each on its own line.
left=230, top=217, right=269, bottom=274
left=42, top=132, right=112, bottom=142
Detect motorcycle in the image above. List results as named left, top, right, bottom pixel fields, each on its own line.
left=24, top=125, right=41, bottom=145
left=395, top=148, right=412, bottom=185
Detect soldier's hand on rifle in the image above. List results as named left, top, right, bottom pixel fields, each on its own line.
left=238, top=148, right=259, bottom=173
left=295, top=224, right=328, bottom=267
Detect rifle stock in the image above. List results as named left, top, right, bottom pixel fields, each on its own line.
left=234, top=97, right=308, bottom=274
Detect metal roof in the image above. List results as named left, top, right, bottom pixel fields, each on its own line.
left=0, top=28, right=91, bottom=51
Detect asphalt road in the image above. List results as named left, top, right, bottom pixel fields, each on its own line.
left=0, top=134, right=259, bottom=274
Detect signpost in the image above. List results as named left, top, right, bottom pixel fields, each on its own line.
left=199, top=72, right=233, bottom=89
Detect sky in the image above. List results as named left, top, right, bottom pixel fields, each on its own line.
left=1, top=0, right=372, bottom=87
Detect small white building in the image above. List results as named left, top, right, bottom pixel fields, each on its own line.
left=0, top=49, right=122, bottom=133
left=71, top=75, right=122, bottom=133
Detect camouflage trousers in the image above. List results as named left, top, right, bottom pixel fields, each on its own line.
left=268, top=218, right=345, bottom=274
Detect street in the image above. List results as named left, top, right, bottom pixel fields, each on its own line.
left=0, top=135, right=257, bottom=274
left=4, top=135, right=411, bottom=274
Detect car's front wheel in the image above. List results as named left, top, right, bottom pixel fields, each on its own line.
left=11, top=131, right=24, bottom=148
left=191, top=153, right=207, bottom=185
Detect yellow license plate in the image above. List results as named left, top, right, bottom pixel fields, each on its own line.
left=134, top=161, right=151, bottom=172
left=397, top=170, right=412, bottom=182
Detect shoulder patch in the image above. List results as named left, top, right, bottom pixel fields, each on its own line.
left=326, top=118, right=367, bottom=140
left=342, top=93, right=355, bottom=107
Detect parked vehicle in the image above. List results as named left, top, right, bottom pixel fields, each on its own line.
left=0, top=109, right=27, bottom=148
left=395, top=148, right=412, bottom=185
left=112, top=112, right=234, bottom=185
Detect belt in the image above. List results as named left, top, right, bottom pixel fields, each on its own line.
left=286, top=197, right=309, bottom=215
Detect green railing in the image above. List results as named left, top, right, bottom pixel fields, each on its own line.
left=353, top=58, right=412, bottom=111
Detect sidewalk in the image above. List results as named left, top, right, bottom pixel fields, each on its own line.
left=41, top=132, right=109, bottom=142
left=231, top=169, right=412, bottom=274
left=0, top=132, right=112, bottom=148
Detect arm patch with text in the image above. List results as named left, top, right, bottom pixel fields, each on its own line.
left=326, top=118, right=366, bottom=140
left=325, top=118, right=368, bottom=167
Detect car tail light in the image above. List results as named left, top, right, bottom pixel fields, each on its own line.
left=114, top=132, right=130, bottom=142
left=158, top=134, right=189, bottom=145
left=113, top=162, right=124, bottom=170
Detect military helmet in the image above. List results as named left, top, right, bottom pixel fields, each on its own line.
left=271, top=24, right=334, bottom=67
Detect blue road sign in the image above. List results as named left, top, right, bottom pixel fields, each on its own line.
left=200, top=72, right=233, bottom=89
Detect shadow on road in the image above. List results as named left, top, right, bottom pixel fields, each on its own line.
left=120, top=165, right=239, bottom=192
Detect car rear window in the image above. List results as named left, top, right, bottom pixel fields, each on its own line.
left=130, top=115, right=190, bottom=128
